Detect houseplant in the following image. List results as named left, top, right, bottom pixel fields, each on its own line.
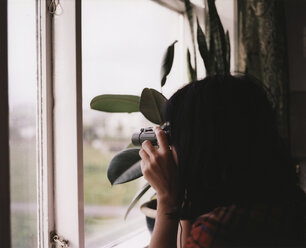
left=90, top=0, right=230, bottom=220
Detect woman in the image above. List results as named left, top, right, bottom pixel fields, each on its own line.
left=139, top=75, right=305, bottom=247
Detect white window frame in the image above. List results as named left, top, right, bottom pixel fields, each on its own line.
left=52, top=0, right=84, bottom=246
left=37, top=0, right=84, bottom=247
left=36, top=0, right=57, bottom=247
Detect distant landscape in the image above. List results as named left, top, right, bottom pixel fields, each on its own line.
left=10, top=106, right=150, bottom=247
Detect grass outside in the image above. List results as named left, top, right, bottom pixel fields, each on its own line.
left=83, top=142, right=147, bottom=245
left=11, top=212, right=37, bottom=248
left=10, top=137, right=37, bottom=248
left=10, top=139, right=37, bottom=203
left=10, top=137, right=139, bottom=207
left=83, top=143, right=140, bottom=206
left=9, top=136, right=145, bottom=247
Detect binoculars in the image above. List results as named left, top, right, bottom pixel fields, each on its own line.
left=131, top=122, right=170, bottom=146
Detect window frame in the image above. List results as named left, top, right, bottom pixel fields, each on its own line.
left=36, top=0, right=55, bottom=247
left=37, top=0, right=84, bottom=247
left=50, top=0, right=84, bottom=247
left=0, top=0, right=11, bottom=247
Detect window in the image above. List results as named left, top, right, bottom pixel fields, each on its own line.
left=3, top=0, right=236, bottom=247
left=82, top=0, right=235, bottom=246
left=8, top=0, right=38, bottom=247
left=82, top=0, right=185, bottom=246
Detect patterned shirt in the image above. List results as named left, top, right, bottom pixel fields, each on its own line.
left=184, top=203, right=303, bottom=248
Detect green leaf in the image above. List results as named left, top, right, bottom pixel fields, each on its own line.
left=124, top=183, right=151, bottom=220
left=204, top=0, right=211, bottom=49
left=187, top=49, right=197, bottom=82
left=161, top=40, right=177, bottom=87
left=208, top=28, right=217, bottom=75
left=197, top=18, right=211, bottom=74
left=140, top=88, right=167, bottom=125
left=107, top=148, right=142, bottom=185
left=206, top=0, right=228, bottom=74
left=90, top=94, right=140, bottom=113
left=225, top=30, right=231, bottom=73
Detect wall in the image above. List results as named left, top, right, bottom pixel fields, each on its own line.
left=285, top=0, right=306, bottom=162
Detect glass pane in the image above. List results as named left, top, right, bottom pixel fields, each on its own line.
left=82, top=0, right=184, bottom=246
left=8, top=0, right=38, bottom=247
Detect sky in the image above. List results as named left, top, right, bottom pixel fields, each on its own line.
left=8, top=0, right=37, bottom=108
left=81, top=0, right=185, bottom=110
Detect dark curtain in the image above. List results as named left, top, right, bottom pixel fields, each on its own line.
left=237, top=0, right=289, bottom=141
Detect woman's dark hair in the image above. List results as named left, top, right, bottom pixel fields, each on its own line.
left=164, top=74, right=296, bottom=219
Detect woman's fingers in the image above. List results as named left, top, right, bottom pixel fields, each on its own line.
left=142, top=140, right=156, bottom=157
left=140, top=149, right=160, bottom=187
left=139, top=148, right=150, bottom=161
left=141, top=126, right=169, bottom=155
left=155, top=126, right=170, bottom=153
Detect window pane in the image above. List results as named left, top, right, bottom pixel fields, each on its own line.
left=82, top=0, right=184, bottom=246
left=8, top=0, right=37, bottom=247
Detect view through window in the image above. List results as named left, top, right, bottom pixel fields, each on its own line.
left=8, top=0, right=38, bottom=247
left=82, top=0, right=185, bottom=246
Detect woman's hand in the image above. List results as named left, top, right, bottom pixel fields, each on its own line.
left=139, top=126, right=180, bottom=248
left=139, top=126, right=178, bottom=211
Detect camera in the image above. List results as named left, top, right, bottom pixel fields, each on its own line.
left=131, top=122, right=171, bottom=146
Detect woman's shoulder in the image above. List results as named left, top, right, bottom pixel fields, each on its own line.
left=184, top=202, right=304, bottom=248
left=184, top=205, right=240, bottom=248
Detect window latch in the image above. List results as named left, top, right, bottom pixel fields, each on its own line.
left=48, top=0, right=63, bottom=16
left=51, top=231, right=69, bottom=247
